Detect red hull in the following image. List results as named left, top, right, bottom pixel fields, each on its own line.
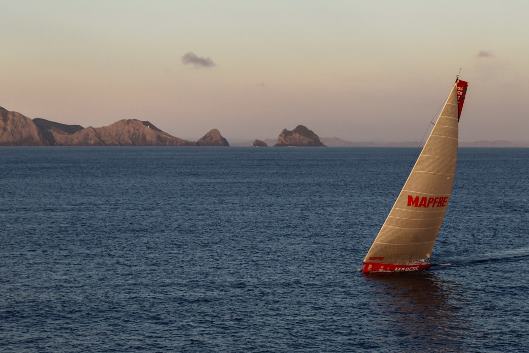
left=362, top=262, right=431, bottom=274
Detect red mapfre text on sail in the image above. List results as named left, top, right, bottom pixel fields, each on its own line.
left=407, top=195, right=448, bottom=208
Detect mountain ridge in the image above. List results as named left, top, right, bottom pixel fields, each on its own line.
left=0, top=106, right=223, bottom=146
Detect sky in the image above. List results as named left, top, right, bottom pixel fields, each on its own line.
left=1, top=0, right=528, bottom=142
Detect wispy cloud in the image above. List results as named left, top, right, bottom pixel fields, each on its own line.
left=477, top=50, right=494, bottom=58
left=182, top=52, right=215, bottom=68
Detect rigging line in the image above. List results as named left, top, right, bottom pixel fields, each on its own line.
left=419, top=97, right=446, bottom=149
left=418, top=80, right=458, bottom=149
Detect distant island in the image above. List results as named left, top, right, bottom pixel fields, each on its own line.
left=0, top=106, right=326, bottom=147
left=196, top=129, right=230, bottom=147
left=252, top=139, right=268, bottom=147
left=274, top=125, right=325, bottom=147
left=0, top=106, right=228, bottom=146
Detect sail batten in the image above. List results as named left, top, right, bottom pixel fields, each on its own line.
left=362, top=78, right=468, bottom=273
left=388, top=216, right=444, bottom=220
left=392, top=207, right=445, bottom=212
left=374, top=240, right=436, bottom=246
left=400, top=190, right=449, bottom=196
left=382, top=224, right=440, bottom=230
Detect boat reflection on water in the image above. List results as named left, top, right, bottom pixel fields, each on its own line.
left=366, top=272, right=466, bottom=352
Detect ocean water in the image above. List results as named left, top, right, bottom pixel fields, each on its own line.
left=1, top=147, right=528, bottom=352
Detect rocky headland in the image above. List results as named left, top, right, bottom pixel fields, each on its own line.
left=0, top=107, right=47, bottom=145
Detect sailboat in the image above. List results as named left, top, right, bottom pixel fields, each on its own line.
left=362, top=77, right=468, bottom=273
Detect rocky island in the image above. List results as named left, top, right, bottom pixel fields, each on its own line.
left=196, top=129, right=230, bottom=146
left=274, top=125, right=325, bottom=147
left=0, top=106, right=227, bottom=146
left=1, top=106, right=328, bottom=148
left=252, top=139, right=268, bottom=147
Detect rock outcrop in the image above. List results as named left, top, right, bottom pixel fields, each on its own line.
left=274, top=125, right=325, bottom=147
left=252, top=139, right=268, bottom=147
left=196, top=129, right=229, bottom=146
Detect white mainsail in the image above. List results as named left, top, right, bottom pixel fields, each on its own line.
left=362, top=78, right=468, bottom=273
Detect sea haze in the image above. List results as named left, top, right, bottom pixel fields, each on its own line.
left=1, top=147, right=528, bottom=352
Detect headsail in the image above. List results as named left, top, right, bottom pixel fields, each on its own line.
left=362, top=78, right=469, bottom=273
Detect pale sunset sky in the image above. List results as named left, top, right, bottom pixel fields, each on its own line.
left=1, top=0, right=528, bottom=142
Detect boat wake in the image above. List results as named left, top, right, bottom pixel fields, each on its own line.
left=432, top=246, right=529, bottom=269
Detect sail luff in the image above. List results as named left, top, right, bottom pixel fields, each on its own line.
left=362, top=79, right=467, bottom=273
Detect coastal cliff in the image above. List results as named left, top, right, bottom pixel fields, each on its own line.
left=0, top=107, right=47, bottom=145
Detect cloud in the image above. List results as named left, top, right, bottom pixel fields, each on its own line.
left=477, top=50, right=494, bottom=58
left=182, top=52, right=215, bottom=68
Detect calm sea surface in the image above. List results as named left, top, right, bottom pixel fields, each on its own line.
left=1, top=147, right=528, bottom=352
